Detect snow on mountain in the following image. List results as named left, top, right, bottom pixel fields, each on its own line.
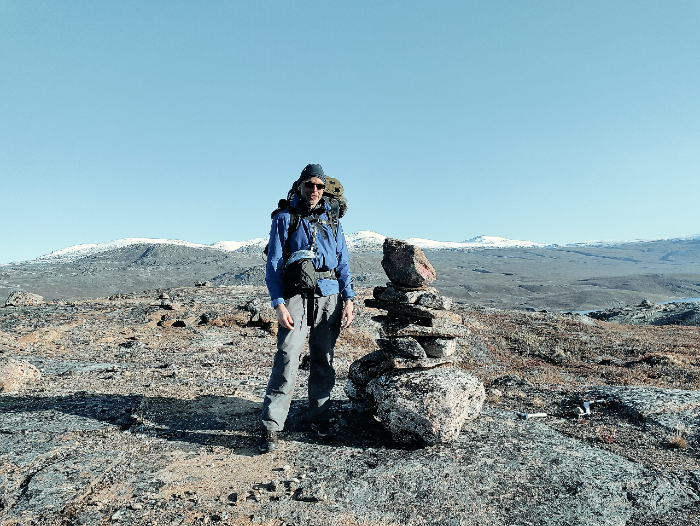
left=35, top=237, right=267, bottom=263
left=461, top=235, right=545, bottom=248
left=36, top=238, right=216, bottom=262
left=39, top=230, right=692, bottom=265
left=345, top=231, right=386, bottom=252
left=405, top=235, right=545, bottom=250
left=560, top=233, right=700, bottom=248
left=31, top=232, right=550, bottom=264
left=346, top=232, right=544, bottom=252
left=211, top=239, right=268, bottom=252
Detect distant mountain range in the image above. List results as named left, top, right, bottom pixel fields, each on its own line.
left=25, top=231, right=700, bottom=265
left=28, top=232, right=547, bottom=264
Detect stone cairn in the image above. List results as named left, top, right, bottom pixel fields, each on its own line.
left=345, top=238, right=485, bottom=445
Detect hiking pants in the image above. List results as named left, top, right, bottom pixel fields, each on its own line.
left=261, top=293, right=342, bottom=432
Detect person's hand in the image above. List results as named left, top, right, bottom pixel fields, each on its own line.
left=341, top=299, right=354, bottom=329
left=275, top=304, right=294, bottom=330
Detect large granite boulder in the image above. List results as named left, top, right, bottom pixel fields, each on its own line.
left=368, top=367, right=485, bottom=445
left=0, top=358, right=41, bottom=392
left=5, top=291, right=44, bottom=307
left=381, top=238, right=436, bottom=288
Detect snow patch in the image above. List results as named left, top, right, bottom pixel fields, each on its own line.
left=211, top=239, right=267, bottom=251
left=345, top=231, right=386, bottom=252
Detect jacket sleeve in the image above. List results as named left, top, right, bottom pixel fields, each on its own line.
left=265, top=213, right=289, bottom=308
left=335, top=222, right=355, bottom=301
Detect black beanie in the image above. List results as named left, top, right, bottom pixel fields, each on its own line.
left=298, top=163, right=327, bottom=184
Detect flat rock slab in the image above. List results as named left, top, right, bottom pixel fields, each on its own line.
left=382, top=354, right=456, bottom=370
left=24, top=356, right=128, bottom=376
left=0, top=431, right=174, bottom=524
left=590, top=386, right=700, bottom=435
left=272, top=406, right=700, bottom=526
left=0, top=393, right=141, bottom=433
left=376, top=285, right=446, bottom=306
left=380, top=319, right=470, bottom=339
left=365, top=299, right=461, bottom=324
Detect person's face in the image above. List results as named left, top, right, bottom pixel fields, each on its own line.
left=299, top=176, right=325, bottom=207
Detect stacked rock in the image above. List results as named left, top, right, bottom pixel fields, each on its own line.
left=345, top=238, right=485, bottom=446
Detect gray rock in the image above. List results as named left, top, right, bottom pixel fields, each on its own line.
left=416, top=293, right=453, bottom=310
left=5, top=291, right=44, bottom=307
left=418, top=337, right=457, bottom=357
left=378, top=285, right=438, bottom=304
left=284, top=406, right=700, bottom=526
left=590, top=386, right=700, bottom=436
left=365, top=298, right=461, bottom=323
left=491, top=374, right=533, bottom=388
left=383, top=355, right=456, bottom=370
left=295, top=482, right=328, bottom=502
left=0, top=357, right=41, bottom=392
left=344, top=350, right=389, bottom=411
left=588, top=301, right=700, bottom=326
left=377, top=337, right=426, bottom=359
left=368, top=367, right=485, bottom=445
left=160, top=300, right=181, bottom=310
left=381, top=238, right=437, bottom=288
left=381, top=320, right=470, bottom=339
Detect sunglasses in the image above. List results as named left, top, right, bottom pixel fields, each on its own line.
left=303, top=181, right=326, bottom=190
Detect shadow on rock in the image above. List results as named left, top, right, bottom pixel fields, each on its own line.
left=282, top=399, right=408, bottom=450
left=1, top=393, right=417, bottom=454
left=0, top=393, right=264, bottom=455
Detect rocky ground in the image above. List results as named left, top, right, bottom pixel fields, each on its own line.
left=588, top=299, right=700, bottom=326
left=1, top=285, right=700, bottom=525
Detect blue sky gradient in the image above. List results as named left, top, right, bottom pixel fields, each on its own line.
left=1, top=1, right=699, bottom=263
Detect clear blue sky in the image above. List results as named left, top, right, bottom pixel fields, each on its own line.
left=2, top=1, right=699, bottom=263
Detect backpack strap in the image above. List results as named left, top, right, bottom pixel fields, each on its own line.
left=328, top=199, right=339, bottom=237
left=263, top=202, right=301, bottom=259
left=282, top=213, right=301, bottom=261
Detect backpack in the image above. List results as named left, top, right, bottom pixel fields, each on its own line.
left=263, top=176, right=347, bottom=261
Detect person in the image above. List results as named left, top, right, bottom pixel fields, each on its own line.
left=259, top=163, right=355, bottom=453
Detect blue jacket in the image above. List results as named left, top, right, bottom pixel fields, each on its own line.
left=265, top=195, right=355, bottom=308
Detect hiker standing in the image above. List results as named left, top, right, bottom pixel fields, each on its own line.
left=259, top=163, right=355, bottom=453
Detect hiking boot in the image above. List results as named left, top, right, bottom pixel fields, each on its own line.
left=258, top=430, right=279, bottom=453
left=311, top=421, right=336, bottom=439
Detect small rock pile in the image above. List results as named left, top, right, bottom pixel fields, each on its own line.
left=345, top=238, right=485, bottom=445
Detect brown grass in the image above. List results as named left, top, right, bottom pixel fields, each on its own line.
left=668, top=434, right=688, bottom=450
left=596, top=425, right=617, bottom=444
left=456, top=306, right=700, bottom=390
